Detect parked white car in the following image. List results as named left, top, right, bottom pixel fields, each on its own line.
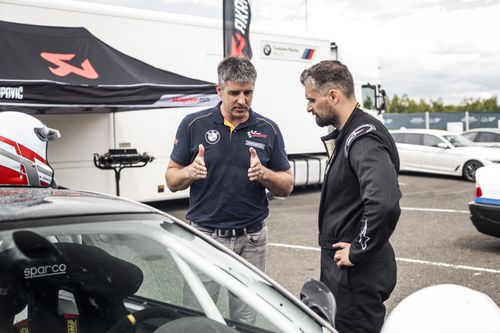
left=461, top=128, right=500, bottom=148
left=469, top=165, right=500, bottom=237
left=390, top=129, right=500, bottom=181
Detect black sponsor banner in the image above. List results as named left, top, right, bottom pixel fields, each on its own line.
left=223, top=0, right=252, bottom=59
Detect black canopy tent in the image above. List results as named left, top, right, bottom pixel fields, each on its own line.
left=0, top=20, right=219, bottom=195
left=0, top=20, right=218, bottom=114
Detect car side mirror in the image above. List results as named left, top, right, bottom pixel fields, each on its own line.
left=300, top=279, right=336, bottom=327
left=437, top=142, right=448, bottom=149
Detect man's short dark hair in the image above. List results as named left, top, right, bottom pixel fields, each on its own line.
left=300, top=60, right=355, bottom=98
left=217, top=56, right=257, bottom=88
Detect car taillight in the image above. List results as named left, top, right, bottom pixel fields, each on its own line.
left=475, top=185, right=482, bottom=198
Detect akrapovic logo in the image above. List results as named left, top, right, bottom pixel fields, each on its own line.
left=0, top=86, right=23, bottom=100
left=234, top=0, right=250, bottom=36
left=24, top=264, right=67, bottom=279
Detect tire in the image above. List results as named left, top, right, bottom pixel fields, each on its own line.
left=462, top=160, right=483, bottom=181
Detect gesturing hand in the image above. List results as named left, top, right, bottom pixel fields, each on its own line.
left=248, top=147, right=266, bottom=181
left=188, top=144, right=207, bottom=180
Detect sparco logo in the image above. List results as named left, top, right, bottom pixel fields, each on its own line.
left=0, top=86, right=23, bottom=100
left=24, top=264, right=67, bottom=279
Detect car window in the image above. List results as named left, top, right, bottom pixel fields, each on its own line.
left=423, top=134, right=443, bottom=147
left=443, top=134, right=475, bottom=147
left=88, top=232, right=281, bottom=331
left=402, top=133, right=423, bottom=145
left=477, top=132, right=500, bottom=142
left=391, top=133, right=404, bottom=143
left=0, top=221, right=329, bottom=333
left=462, top=132, right=477, bottom=141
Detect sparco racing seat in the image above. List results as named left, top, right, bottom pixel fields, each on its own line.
left=0, top=230, right=144, bottom=333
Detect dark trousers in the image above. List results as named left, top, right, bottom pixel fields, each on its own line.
left=320, top=243, right=397, bottom=333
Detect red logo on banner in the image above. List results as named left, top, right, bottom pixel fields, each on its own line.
left=231, top=33, right=247, bottom=58
left=41, top=52, right=99, bottom=79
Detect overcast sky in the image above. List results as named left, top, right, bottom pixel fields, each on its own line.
left=80, top=0, right=500, bottom=105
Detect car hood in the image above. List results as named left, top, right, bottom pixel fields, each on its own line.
left=0, top=187, right=159, bottom=222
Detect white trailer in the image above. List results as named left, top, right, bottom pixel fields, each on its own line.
left=0, top=0, right=386, bottom=202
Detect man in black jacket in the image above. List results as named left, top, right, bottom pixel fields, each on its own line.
left=300, top=60, right=401, bottom=333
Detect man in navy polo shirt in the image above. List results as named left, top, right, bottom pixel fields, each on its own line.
left=165, top=56, right=293, bottom=324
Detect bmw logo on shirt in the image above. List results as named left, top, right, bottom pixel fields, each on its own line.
left=205, top=130, right=220, bottom=144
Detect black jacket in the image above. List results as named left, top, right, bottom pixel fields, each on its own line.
left=318, top=107, right=401, bottom=265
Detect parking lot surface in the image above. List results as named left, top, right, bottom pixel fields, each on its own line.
left=156, top=172, right=500, bottom=314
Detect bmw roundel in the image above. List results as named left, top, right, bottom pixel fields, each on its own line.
left=205, top=130, right=220, bottom=144
left=263, top=44, right=272, bottom=56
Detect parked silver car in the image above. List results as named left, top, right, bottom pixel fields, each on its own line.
left=461, top=128, right=500, bottom=148
left=390, top=129, right=500, bottom=181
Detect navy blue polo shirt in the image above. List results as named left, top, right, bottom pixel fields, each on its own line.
left=170, top=102, right=290, bottom=229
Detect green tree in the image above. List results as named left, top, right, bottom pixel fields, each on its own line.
left=385, top=95, right=500, bottom=113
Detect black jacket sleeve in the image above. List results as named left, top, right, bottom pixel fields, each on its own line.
left=347, top=135, right=401, bottom=265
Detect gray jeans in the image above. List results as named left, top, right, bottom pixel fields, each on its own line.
left=183, top=222, right=268, bottom=324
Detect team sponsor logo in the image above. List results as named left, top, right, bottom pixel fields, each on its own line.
left=171, top=97, right=212, bottom=104
left=14, top=321, right=29, bottom=333
left=301, top=48, right=316, bottom=60
left=263, top=44, right=272, bottom=56
left=247, top=130, right=267, bottom=138
left=66, top=317, right=79, bottom=333
left=261, top=40, right=317, bottom=62
left=245, top=140, right=265, bottom=150
left=0, top=86, right=23, bottom=100
left=344, top=124, right=376, bottom=157
left=262, top=44, right=273, bottom=56
left=205, top=130, right=220, bottom=144
left=41, top=52, right=98, bottom=79
left=24, top=264, right=67, bottom=279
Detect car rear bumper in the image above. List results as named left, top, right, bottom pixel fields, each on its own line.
left=469, top=201, right=500, bottom=237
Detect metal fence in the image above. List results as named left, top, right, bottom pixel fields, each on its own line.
left=383, top=111, right=500, bottom=132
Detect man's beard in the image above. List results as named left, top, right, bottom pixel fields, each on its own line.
left=315, top=106, right=339, bottom=128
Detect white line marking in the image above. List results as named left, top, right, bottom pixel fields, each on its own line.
left=401, top=207, right=469, bottom=214
left=396, top=257, right=500, bottom=274
left=270, top=243, right=319, bottom=251
left=268, top=243, right=500, bottom=274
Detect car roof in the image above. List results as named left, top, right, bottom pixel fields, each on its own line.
left=0, top=186, right=165, bottom=222
left=463, top=128, right=500, bottom=134
left=390, top=128, right=455, bottom=135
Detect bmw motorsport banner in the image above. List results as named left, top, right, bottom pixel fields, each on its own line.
left=223, top=0, right=253, bottom=59
left=0, top=20, right=218, bottom=114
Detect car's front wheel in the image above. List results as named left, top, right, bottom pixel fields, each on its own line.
left=462, top=160, right=483, bottom=181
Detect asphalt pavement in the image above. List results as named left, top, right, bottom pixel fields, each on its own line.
left=155, top=172, right=500, bottom=315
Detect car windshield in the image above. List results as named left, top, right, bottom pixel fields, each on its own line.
left=443, top=134, right=475, bottom=147
left=0, top=217, right=330, bottom=333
